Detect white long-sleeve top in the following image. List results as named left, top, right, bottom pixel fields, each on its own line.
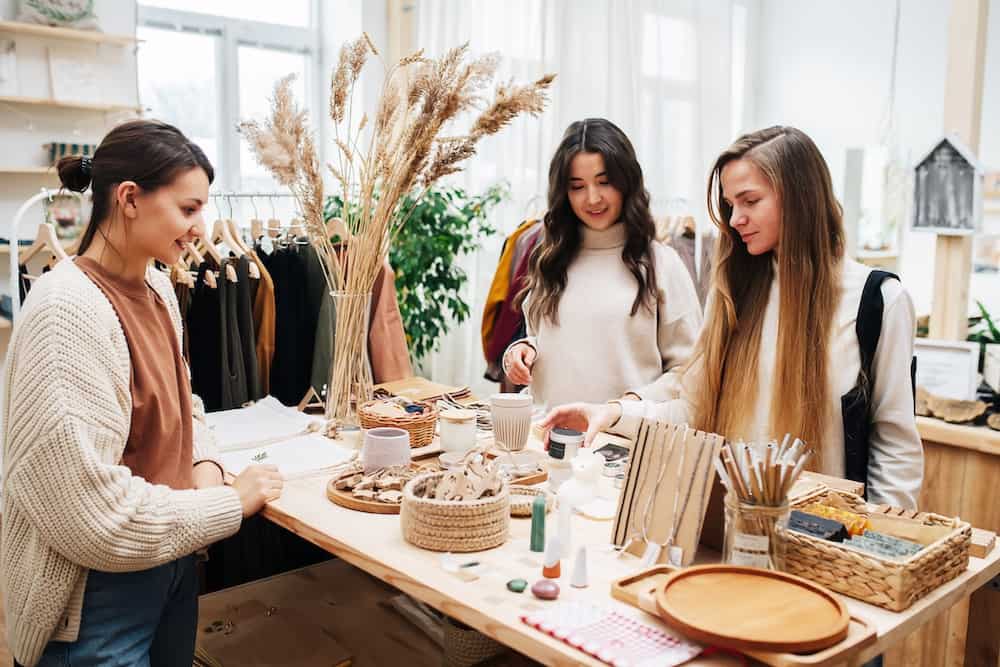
left=613, top=258, right=924, bottom=509
left=512, top=222, right=702, bottom=410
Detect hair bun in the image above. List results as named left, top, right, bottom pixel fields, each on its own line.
left=56, top=155, right=93, bottom=192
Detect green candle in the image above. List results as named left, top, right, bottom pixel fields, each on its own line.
left=530, top=495, right=546, bottom=552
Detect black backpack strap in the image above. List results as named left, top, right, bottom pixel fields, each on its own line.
left=842, top=269, right=901, bottom=495
left=856, top=270, right=899, bottom=386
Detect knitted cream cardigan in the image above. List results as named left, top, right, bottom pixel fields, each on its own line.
left=1, top=259, right=244, bottom=667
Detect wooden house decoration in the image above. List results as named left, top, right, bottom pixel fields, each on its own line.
left=912, top=134, right=984, bottom=236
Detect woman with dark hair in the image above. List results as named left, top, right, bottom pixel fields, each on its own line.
left=1, top=119, right=282, bottom=667
left=543, top=126, right=922, bottom=509
left=503, top=118, right=701, bottom=409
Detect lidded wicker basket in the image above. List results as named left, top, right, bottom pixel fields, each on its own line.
left=400, top=472, right=509, bottom=552
left=359, top=399, right=438, bottom=447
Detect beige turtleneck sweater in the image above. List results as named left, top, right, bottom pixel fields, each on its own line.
left=511, top=222, right=702, bottom=409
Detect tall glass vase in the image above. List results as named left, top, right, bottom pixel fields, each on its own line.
left=326, top=290, right=374, bottom=425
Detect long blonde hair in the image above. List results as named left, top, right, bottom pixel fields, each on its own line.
left=693, top=126, right=845, bottom=469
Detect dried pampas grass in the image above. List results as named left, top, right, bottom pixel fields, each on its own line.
left=242, top=34, right=555, bottom=421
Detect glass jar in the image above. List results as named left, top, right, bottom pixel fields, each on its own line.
left=722, top=494, right=790, bottom=571
left=439, top=409, right=477, bottom=453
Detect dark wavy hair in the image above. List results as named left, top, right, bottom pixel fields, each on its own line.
left=518, top=118, right=658, bottom=328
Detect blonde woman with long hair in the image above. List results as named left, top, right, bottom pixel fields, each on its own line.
left=543, top=126, right=923, bottom=509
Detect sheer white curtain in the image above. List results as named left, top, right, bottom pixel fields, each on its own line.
left=415, top=0, right=750, bottom=396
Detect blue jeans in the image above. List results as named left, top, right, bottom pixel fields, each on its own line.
left=29, top=555, right=198, bottom=667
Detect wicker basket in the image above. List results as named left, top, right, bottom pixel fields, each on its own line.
left=784, top=486, right=971, bottom=611
left=359, top=399, right=438, bottom=448
left=401, top=472, right=510, bottom=552
left=442, top=617, right=505, bottom=667
left=509, top=485, right=552, bottom=517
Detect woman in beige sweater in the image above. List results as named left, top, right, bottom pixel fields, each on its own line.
left=1, top=120, right=282, bottom=667
left=503, top=118, right=702, bottom=409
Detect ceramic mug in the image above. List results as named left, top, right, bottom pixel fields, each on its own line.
left=361, top=427, right=411, bottom=473
left=490, top=393, right=533, bottom=452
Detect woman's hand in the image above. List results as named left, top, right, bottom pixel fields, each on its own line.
left=230, top=464, right=284, bottom=517
left=540, top=401, right=623, bottom=446
left=193, top=461, right=224, bottom=489
left=503, top=343, right=537, bottom=385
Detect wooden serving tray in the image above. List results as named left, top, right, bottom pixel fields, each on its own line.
left=611, top=565, right=877, bottom=666
left=326, top=463, right=435, bottom=515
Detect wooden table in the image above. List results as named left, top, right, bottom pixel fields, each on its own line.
left=255, top=439, right=1000, bottom=666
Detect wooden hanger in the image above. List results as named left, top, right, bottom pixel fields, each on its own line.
left=297, top=386, right=324, bottom=413
left=224, top=218, right=260, bottom=278
left=680, top=215, right=696, bottom=239
left=19, top=222, right=69, bottom=267
left=267, top=219, right=282, bottom=238
left=250, top=218, right=264, bottom=243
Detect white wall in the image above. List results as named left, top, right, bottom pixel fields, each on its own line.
left=751, top=0, right=1000, bottom=320
left=0, top=0, right=138, bottom=241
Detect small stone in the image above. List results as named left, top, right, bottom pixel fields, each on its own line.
left=506, top=578, right=528, bottom=593
left=531, top=579, right=560, bottom=600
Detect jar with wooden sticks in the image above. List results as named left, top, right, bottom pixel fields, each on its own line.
left=723, top=495, right=790, bottom=570
left=715, top=435, right=811, bottom=572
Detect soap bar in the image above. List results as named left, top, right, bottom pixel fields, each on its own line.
left=802, top=503, right=869, bottom=536
left=846, top=531, right=923, bottom=560
left=789, top=510, right=848, bottom=542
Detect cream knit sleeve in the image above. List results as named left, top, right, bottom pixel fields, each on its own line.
left=4, top=285, right=243, bottom=573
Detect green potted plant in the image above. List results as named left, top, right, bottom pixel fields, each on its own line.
left=325, top=181, right=508, bottom=363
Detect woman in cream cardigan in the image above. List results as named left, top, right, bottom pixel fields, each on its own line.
left=2, top=120, right=282, bottom=667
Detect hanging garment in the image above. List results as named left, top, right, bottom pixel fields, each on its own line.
left=187, top=262, right=224, bottom=412
left=234, top=255, right=261, bottom=401
left=251, top=250, right=276, bottom=396
left=261, top=245, right=313, bottom=406
left=171, top=267, right=193, bottom=364
left=481, top=219, right=539, bottom=361
left=369, top=260, right=412, bottom=382
left=485, top=224, right=542, bottom=377
left=219, top=258, right=249, bottom=410
left=666, top=228, right=713, bottom=306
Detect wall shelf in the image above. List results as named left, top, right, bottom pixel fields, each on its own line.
left=0, top=166, right=57, bottom=175
left=0, top=19, right=136, bottom=46
left=0, top=94, right=142, bottom=114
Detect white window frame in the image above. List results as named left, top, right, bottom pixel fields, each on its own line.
left=137, top=3, right=323, bottom=192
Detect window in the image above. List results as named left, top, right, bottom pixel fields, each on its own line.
left=137, top=2, right=318, bottom=198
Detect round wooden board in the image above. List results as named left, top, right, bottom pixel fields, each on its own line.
left=655, top=564, right=849, bottom=653
left=326, top=474, right=402, bottom=515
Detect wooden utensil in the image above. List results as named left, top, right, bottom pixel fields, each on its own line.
left=655, top=564, right=850, bottom=653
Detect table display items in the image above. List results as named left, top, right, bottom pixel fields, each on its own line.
left=400, top=449, right=510, bottom=552
left=490, top=393, right=532, bottom=451
left=359, top=398, right=438, bottom=447
left=509, top=485, right=552, bottom=518
left=784, top=485, right=972, bottom=611
left=613, top=420, right=724, bottom=566
left=655, top=565, right=850, bottom=653
left=360, top=426, right=411, bottom=472
left=716, top=436, right=811, bottom=571
left=521, top=603, right=702, bottom=666
left=326, top=464, right=424, bottom=514
left=438, top=408, right=477, bottom=452
left=611, top=565, right=879, bottom=666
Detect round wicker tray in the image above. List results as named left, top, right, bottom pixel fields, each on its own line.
left=509, top=485, right=553, bottom=517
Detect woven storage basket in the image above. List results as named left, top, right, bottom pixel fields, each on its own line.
left=359, top=399, right=438, bottom=447
left=784, top=486, right=971, bottom=611
left=509, top=485, right=552, bottom=517
left=401, top=472, right=510, bottom=552
left=442, top=617, right=505, bottom=667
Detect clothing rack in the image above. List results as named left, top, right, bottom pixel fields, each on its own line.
left=7, top=188, right=87, bottom=321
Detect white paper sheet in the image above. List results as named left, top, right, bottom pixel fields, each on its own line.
left=219, top=433, right=355, bottom=479
left=205, top=396, right=320, bottom=452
